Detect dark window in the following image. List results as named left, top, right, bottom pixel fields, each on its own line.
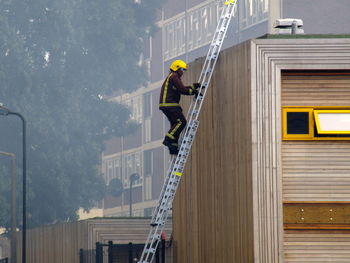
left=143, top=150, right=153, bottom=177
left=144, top=207, right=153, bottom=217
left=143, top=93, right=152, bottom=118
left=287, top=112, right=309, bottom=134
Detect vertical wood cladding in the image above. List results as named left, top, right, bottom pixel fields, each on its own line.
left=172, top=41, right=254, bottom=263
left=15, top=219, right=172, bottom=263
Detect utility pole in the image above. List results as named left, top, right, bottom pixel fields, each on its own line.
left=0, top=104, right=27, bottom=263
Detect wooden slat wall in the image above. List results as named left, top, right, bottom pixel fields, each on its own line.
left=284, top=230, right=350, bottom=262
left=282, top=71, right=350, bottom=262
left=282, top=141, right=350, bottom=201
left=282, top=72, right=350, bottom=106
left=16, top=221, right=88, bottom=263
left=173, top=41, right=254, bottom=263
left=15, top=218, right=172, bottom=263
left=282, top=71, right=350, bottom=201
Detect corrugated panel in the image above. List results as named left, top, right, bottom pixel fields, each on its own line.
left=284, top=231, right=350, bottom=262
left=282, top=71, right=350, bottom=106
left=282, top=71, right=350, bottom=201
left=282, top=141, right=350, bottom=201
left=282, top=72, right=350, bottom=106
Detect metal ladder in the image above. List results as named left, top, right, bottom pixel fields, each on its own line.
left=138, top=1, right=238, bottom=262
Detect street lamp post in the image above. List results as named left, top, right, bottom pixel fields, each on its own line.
left=129, top=173, right=140, bottom=217
left=0, top=104, right=27, bottom=263
left=0, top=151, right=17, bottom=263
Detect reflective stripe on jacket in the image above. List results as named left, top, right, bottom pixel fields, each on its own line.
left=159, top=71, right=195, bottom=108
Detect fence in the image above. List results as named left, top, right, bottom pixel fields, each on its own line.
left=80, top=239, right=172, bottom=263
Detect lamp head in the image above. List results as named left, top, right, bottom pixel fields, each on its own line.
left=130, top=173, right=140, bottom=181
left=0, top=104, right=9, bottom=116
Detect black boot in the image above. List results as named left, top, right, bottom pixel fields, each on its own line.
left=162, top=137, right=179, bottom=155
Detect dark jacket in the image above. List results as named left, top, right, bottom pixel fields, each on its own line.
left=159, top=71, right=195, bottom=108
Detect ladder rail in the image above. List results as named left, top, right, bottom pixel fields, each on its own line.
left=150, top=157, right=175, bottom=224
left=151, top=119, right=199, bottom=225
left=185, top=2, right=236, bottom=124
left=138, top=1, right=238, bottom=262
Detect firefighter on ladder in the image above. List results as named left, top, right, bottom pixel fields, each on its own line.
left=159, top=60, right=201, bottom=155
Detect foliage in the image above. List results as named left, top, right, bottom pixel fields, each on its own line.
left=0, top=0, right=165, bottom=228
left=107, top=178, right=124, bottom=198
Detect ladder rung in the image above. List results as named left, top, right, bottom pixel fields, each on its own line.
left=145, top=248, right=156, bottom=254
left=179, top=144, right=190, bottom=151
left=176, top=159, right=186, bottom=166
left=182, top=136, right=193, bottom=143
left=165, top=184, right=176, bottom=191
left=152, top=219, right=165, bottom=226
left=179, top=150, right=189, bottom=156
left=178, top=152, right=189, bottom=158
left=196, top=95, right=203, bottom=101
left=159, top=204, right=168, bottom=211
left=152, top=234, right=161, bottom=240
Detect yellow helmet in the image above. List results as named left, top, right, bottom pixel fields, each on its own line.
left=170, top=60, right=187, bottom=72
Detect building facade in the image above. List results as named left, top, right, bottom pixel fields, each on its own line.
left=101, top=0, right=350, bottom=217
left=173, top=35, right=350, bottom=263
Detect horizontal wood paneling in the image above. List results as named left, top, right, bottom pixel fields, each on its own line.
left=282, top=71, right=350, bottom=201
left=284, top=230, right=350, bottom=262
left=282, top=72, right=350, bottom=106
left=282, top=141, right=350, bottom=201
left=282, top=71, right=350, bottom=262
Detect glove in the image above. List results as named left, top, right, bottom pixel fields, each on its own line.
left=194, top=89, right=203, bottom=99
left=192, top=83, right=201, bottom=90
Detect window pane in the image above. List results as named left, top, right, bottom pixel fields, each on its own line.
left=143, top=93, right=152, bottom=118
left=287, top=112, right=309, bottom=134
left=315, top=111, right=350, bottom=133
left=143, top=150, right=153, bottom=176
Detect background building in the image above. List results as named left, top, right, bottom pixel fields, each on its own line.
left=101, top=0, right=350, bottom=217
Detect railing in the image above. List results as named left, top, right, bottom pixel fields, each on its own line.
left=79, top=239, right=174, bottom=263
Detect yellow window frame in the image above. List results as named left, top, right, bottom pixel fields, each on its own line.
left=282, top=108, right=314, bottom=140
left=314, top=110, right=350, bottom=134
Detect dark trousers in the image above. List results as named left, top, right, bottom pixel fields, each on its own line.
left=160, top=107, right=187, bottom=144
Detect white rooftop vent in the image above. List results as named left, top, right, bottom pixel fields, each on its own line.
left=274, top=18, right=304, bottom=35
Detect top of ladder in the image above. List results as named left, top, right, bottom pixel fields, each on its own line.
left=224, top=0, right=236, bottom=5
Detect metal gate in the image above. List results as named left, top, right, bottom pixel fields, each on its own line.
left=80, top=240, right=167, bottom=263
